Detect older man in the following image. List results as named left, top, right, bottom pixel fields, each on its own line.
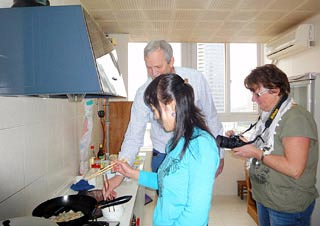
left=105, top=40, right=224, bottom=197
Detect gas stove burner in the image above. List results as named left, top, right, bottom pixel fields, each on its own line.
left=83, top=221, right=120, bottom=226
left=83, top=221, right=109, bottom=226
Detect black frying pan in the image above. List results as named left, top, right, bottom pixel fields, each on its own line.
left=32, top=194, right=132, bottom=226
left=32, top=195, right=97, bottom=226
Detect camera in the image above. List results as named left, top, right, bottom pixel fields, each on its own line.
left=216, top=135, right=248, bottom=149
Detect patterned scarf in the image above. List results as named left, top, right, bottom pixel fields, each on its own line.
left=247, top=96, right=295, bottom=168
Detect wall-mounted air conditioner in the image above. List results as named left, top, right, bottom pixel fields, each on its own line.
left=265, top=24, right=315, bottom=60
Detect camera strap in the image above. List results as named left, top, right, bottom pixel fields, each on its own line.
left=240, top=94, right=288, bottom=145
left=262, top=94, right=288, bottom=132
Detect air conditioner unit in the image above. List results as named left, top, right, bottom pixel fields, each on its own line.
left=265, top=24, right=315, bottom=60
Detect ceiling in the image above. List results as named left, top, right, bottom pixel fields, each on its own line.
left=80, top=0, right=320, bottom=43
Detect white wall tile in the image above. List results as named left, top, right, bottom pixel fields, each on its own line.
left=24, top=176, right=49, bottom=215
left=0, top=97, right=102, bottom=221
left=23, top=97, right=49, bottom=125
left=0, top=128, right=25, bottom=202
left=23, top=124, right=48, bottom=185
left=0, top=0, right=11, bottom=8
left=0, top=97, right=26, bottom=129
left=0, top=189, right=26, bottom=220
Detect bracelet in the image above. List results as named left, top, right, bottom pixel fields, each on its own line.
left=260, top=151, right=265, bottom=163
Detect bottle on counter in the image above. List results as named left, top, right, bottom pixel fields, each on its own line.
left=97, top=144, right=105, bottom=168
left=89, top=145, right=101, bottom=169
left=89, top=145, right=95, bottom=168
left=97, top=143, right=104, bottom=159
left=131, top=214, right=136, bottom=226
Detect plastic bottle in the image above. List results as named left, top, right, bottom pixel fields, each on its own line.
left=79, top=99, right=94, bottom=175
left=89, top=145, right=95, bottom=168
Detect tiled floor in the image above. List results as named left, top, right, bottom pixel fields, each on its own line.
left=142, top=195, right=257, bottom=226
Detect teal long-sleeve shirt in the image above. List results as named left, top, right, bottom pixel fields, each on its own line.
left=138, top=128, right=220, bottom=226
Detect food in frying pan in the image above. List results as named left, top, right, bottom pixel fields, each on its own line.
left=48, top=210, right=84, bottom=222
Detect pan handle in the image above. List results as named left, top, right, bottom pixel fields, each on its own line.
left=98, top=195, right=132, bottom=209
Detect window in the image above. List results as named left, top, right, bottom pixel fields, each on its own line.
left=197, top=43, right=260, bottom=122
left=128, top=43, right=148, bottom=101
left=229, top=43, right=258, bottom=113
left=197, top=43, right=225, bottom=112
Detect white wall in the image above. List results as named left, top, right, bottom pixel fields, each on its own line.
left=271, top=13, right=320, bottom=226
left=0, top=98, right=70, bottom=218
left=0, top=97, right=104, bottom=220
left=213, top=152, right=246, bottom=195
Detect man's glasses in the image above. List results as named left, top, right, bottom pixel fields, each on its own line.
left=252, top=88, right=270, bottom=98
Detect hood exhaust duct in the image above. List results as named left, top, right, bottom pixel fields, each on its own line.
left=12, top=0, right=50, bottom=7
left=0, top=5, right=127, bottom=101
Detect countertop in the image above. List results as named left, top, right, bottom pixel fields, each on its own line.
left=63, top=152, right=146, bottom=226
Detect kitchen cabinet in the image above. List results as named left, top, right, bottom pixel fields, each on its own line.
left=246, top=168, right=258, bottom=224
left=108, top=101, right=133, bottom=154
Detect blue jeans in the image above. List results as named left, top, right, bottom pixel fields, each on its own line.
left=151, top=149, right=166, bottom=172
left=257, top=200, right=315, bottom=226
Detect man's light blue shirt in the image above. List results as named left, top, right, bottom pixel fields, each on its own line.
left=119, top=67, right=224, bottom=165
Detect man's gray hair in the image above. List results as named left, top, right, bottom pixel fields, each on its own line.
left=144, top=40, right=173, bottom=64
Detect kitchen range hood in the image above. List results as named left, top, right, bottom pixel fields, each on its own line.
left=0, top=5, right=127, bottom=101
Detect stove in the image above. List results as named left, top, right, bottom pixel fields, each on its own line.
left=83, top=221, right=120, bottom=226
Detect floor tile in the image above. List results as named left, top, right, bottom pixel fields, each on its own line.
left=142, top=195, right=257, bottom=226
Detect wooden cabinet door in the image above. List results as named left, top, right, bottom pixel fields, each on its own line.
left=246, top=167, right=258, bottom=224
left=108, top=101, right=133, bottom=154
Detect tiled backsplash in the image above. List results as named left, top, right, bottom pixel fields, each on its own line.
left=0, top=97, right=101, bottom=220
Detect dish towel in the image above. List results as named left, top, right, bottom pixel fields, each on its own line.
left=71, top=179, right=95, bottom=191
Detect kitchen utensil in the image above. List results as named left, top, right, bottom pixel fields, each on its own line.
left=98, top=195, right=132, bottom=209
left=32, top=195, right=97, bottom=226
left=85, top=163, right=116, bottom=180
left=90, top=195, right=132, bottom=220
left=85, top=159, right=127, bottom=181
left=99, top=195, right=132, bottom=222
left=101, top=173, right=115, bottom=211
left=101, top=204, right=124, bottom=221
left=32, top=194, right=132, bottom=226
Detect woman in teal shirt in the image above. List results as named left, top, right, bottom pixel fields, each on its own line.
left=113, top=73, right=220, bottom=226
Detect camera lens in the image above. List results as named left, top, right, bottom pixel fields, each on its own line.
left=216, top=135, right=247, bottom=149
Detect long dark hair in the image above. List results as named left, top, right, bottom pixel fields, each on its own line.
left=144, top=73, right=213, bottom=158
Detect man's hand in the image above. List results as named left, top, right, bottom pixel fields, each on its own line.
left=102, top=175, right=124, bottom=200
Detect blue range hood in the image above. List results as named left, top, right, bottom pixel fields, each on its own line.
left=0, top=5, right=127, bottom=100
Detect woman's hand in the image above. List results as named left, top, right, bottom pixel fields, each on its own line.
left=225, top=130, right=235, bottom=137
left=232, top=144, right=262, bottom=160
left=112, top=160, right=140, bottom=180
